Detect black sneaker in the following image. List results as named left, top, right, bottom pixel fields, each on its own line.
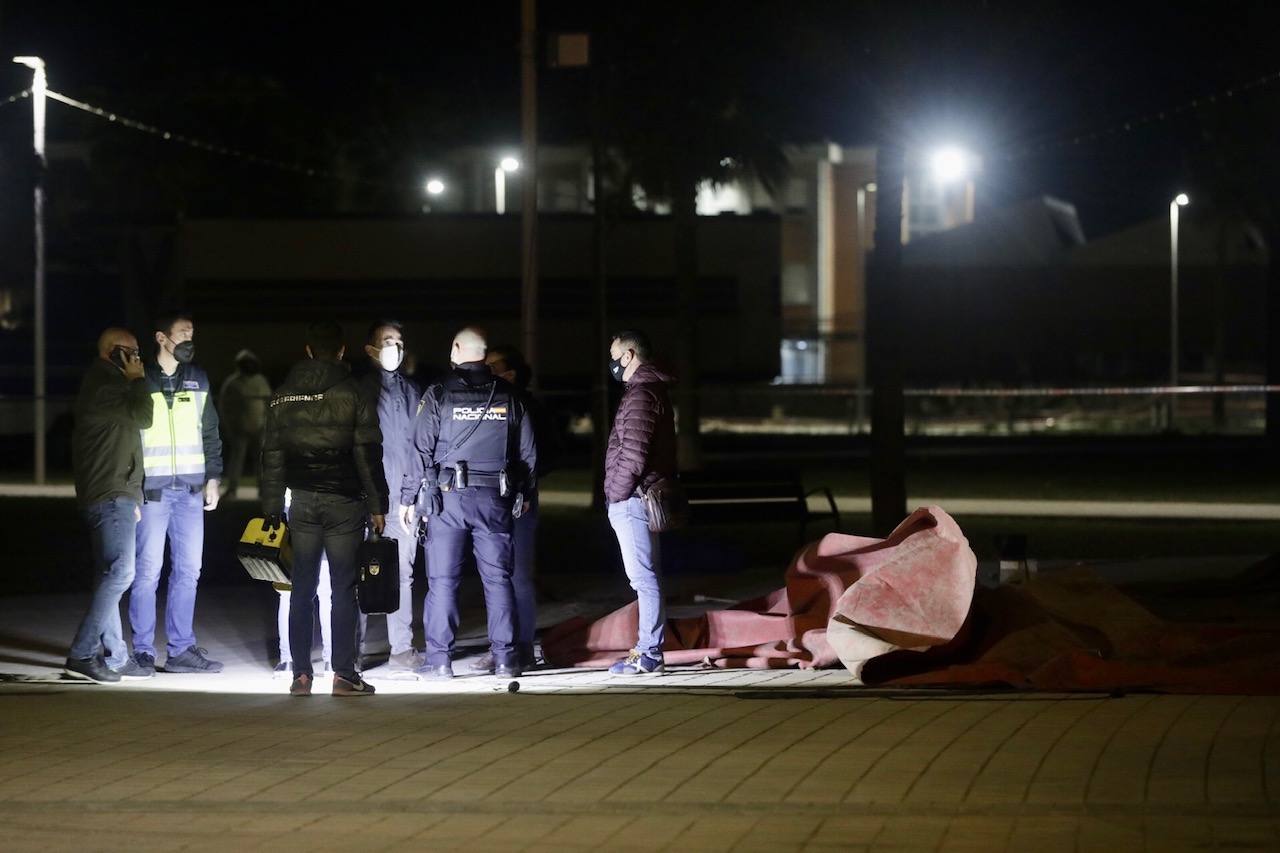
left=116, top=652, right=156, bottom=680
left=64, top=655, right=121, bottom=683
left=163, top=646, right=224, bottom=673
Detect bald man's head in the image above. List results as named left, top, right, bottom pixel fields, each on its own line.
left=450, top=326, right=487, bottom=365
left=97, top=327, right=139, bottom=360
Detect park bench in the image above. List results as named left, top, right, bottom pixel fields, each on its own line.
left=678, top=470, right=842, bottom=540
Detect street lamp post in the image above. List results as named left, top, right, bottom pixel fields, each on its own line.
left=1169, top=192, right=1189, bottom=428
left=14, top=55, right=47, bottom=485
left=494, top=156, right=519, bottom=214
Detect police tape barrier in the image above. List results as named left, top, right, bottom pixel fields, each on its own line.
left=537, top=384, right=1280, bottom=400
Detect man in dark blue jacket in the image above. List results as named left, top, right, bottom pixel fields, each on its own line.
left=471, top=344, right=559, bottom=672
left=399, top=327, right=537, bottom=679
left=358, top=320, right=422, bottom=675
left=128, top=312, right=224, bottom=677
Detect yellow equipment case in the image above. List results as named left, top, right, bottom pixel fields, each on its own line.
left=237, top=518, right=293, bottom=586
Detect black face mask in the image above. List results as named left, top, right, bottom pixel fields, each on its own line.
left=171, top=340, right=195, bottom=364
left=608, top=356, right=625, bottom=382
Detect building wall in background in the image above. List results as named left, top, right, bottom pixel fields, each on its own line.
left=171, top=213, right=780, bottom=391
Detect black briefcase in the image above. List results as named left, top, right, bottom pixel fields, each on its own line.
left=357, top=533, right=400, bottom=615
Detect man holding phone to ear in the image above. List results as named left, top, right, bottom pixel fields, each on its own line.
left=65, top=328, right=154, bottom=682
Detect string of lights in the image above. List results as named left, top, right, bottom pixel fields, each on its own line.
left=0, top=89, right=32, bottom=108
left=44, top=89, right=394, bottom=189
left=998, top=68, right=1280, bottom=161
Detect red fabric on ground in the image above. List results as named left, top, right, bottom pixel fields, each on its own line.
left=859, top=569, right=1280, bottom=694
left=542, top=506, right=975, bottom=670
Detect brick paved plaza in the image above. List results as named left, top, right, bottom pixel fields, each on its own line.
left=2, top=685, right=1279, bottom=851
left=3, top=583, right=1280, bottom=852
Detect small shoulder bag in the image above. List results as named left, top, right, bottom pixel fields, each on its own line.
left=639, top=477, right=688, bottom=533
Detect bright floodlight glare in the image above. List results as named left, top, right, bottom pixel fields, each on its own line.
left=500, top=157, right=520, bottom=172
left=1174, top=193, right=1190, bottom=206
left=425, top=178, right=445, bottom=196
left=929, top=146, right=971, bottom=184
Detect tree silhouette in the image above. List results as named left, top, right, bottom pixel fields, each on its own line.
left=593, top=3, right=787, bottom=468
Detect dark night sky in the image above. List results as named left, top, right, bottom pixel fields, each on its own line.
left=1, top=0, right=1278, bottom=235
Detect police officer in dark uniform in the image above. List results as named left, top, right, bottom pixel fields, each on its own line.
left=399, top=327, right=536, bottom=679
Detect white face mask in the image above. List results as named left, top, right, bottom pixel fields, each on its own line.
left=379, top=343, right=404, bottom=372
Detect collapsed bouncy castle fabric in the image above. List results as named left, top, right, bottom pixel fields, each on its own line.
left=862, top=568, right=1280, bottom=694
left=826, top=508, right=976, bottom=681
left=541, top=506, right=977, bottom=670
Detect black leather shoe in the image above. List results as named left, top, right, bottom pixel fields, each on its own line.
left=417, top=663, right=454, bottom=679
left=495, top=663, right=522, bottom=679
left=64, top=656, right=121, bottom=683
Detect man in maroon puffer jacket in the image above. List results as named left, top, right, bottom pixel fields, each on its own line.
left=603, top=329, right=677, bottom=675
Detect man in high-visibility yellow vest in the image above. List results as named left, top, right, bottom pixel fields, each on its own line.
left=126, top=312, right=225, bottom=676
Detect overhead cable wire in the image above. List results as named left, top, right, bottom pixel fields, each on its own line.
left=998, top=68, right=1280, bottom=161
left=45, top=89, right=395, bottom=189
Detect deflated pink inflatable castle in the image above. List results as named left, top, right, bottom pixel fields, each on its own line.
left=542, top=506, right=977, bottom=676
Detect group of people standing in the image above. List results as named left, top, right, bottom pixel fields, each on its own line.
left=63, top=314, right=678, bottom=695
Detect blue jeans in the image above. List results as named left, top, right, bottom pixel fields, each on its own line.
left=288, top=490, right=365, bottom=680
left=131, top=488, right=205, bottom=657
left=608, top=497, right=664, bottom=657
left=69, top=496, right=140, bottom=667
left=425, top=487, right=516, bottom=667
left=512, top=494, right=539, bottom=656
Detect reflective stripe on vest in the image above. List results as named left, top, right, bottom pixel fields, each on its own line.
left=141, top=389, right=207, bottom=479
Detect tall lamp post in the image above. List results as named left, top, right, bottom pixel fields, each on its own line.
left=494, top=156, right=519, bottom=215
left=1169, top=192, right=1189, bottom=428
left=14, top=55, right=47, bottom=485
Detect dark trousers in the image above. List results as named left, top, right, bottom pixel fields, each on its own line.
left=288, top=490, right=365, bottom=680
left=512, top=494, right=538, bottom=658
left=425, top=487, right=516, bottom=667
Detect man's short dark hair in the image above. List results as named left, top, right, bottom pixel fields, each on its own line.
left=153, top=311, right=193, bottom=337
left=488, top=344, right=532, bottom=390
left=366, top=319, right=403, bottom=345
left=307, top=321, right=345, bottom=359
left=612, top=328, right=652, bottom=361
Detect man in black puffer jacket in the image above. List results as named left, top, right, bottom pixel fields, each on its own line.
left=261, top=322, right=388, bottom=698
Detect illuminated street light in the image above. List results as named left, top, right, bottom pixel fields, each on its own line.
left=425, top=178, right=445, bottom=196
left=1168, top=192, right=1190, bottom=427
left=495, top=157, right=520, bottom=214
left=929, top=146, right=972, bottom=184
left=14, top=55, right=46, bottom=484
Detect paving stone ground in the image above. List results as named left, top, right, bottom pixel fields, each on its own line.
left=3, top=592, right=1279, bottom=851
